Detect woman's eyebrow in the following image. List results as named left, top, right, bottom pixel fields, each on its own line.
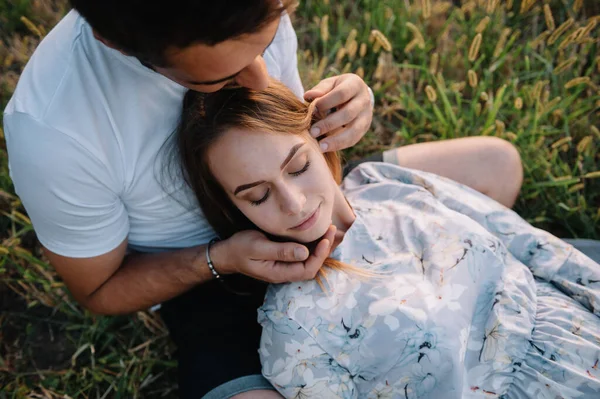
left=233, top=143, right=305, bottom=195
left=280, top=143, right=305, bottom=170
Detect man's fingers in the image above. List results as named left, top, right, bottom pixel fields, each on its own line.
left=255, top=240, right=309, bottom=262
left=319, top=114, right=368, bottom=152
left=310, top=100, right=360, bottom=138
left=309, top=82, right=355, bottom=118
left=304, top=77, right=336, bottom=101
left=303, top=225, right=337, bottom=277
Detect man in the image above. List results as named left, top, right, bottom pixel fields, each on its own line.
left=3, top=1, right=523, bottom=397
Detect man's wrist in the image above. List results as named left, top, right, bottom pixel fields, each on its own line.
left=205, top=238, right=234, bottom=275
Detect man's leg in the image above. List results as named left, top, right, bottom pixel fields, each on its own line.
left=231, top=390, right=283, bottom=398
left=383, top=136, right=523, bottom=208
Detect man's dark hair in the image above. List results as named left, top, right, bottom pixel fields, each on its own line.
left=69, top=0, right=296, bottom=66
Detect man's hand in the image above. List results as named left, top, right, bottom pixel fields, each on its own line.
left=304, top=74, right=373, bottom=152
left=211, top=226, right=336, bottom=284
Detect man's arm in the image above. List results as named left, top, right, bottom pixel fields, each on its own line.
left=43, top=239, right=211, bottom=315
left=44, top=227, right=336, bottom=315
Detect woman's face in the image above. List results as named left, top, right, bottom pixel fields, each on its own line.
left=207, top=127, right=337, bottom=243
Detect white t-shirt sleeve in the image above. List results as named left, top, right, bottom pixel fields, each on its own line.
left=279, top=15, right=304, bottom=100
left=4, top=111, right=129, bottom=258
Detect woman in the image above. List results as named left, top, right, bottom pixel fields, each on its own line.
left=174, top=80, right=600, bottom=398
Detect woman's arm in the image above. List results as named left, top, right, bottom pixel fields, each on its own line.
left=350, top=163, right=600, bottom=316
left=258, top=308, right=358, bottom=399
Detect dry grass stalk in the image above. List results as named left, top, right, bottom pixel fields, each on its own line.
left=425, top=85, right=437, bottom=102
left=515, top=97, right=523, bottom=109
left=468, top=69, right=478, bottom=87
left=406, top=22, right=425, bottom=47
left=543, top=4, right=555, bottom=31
left=421, top=0, right=432, bottom=19
left=355, top=66, right=365, bottom=79
left=370, top=30, right=393, bottom=52
left=475, top=16, right=491, bottom=33
left=548, top=18, right=574, bottom=45
left=20, top=17, right=43, bottom=38
left=551, top=136, right=572, bottom=149
left=469, top=33, right=483, bottom=62
left=531, top=30, right=551, bottom=48
left=494, top=28, right=512, bottom=57
left=577, top=136, right=592, bottom=153
left=347, top=40, right=358, bottom=59
left=320, top=15, right=329, bottom=42
left=359, top=43, right=367, bottom=58
left=429, top=52, right=439, bottom=75
left=553, top=57, right=577, bottom=75
left=564, top=76, right=590, bottom=89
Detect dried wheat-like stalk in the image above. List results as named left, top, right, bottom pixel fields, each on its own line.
left=347, top=40, right=358, bottom=59
left=543, top=4, right=555, bottom=31
left=531, top=31, right=551, bottom=48
left=494, top=28, right=512, bottom=58
left=495, top=120, right=505, bottom=135
left=548, top=18, right=574, bottom=45
left=514, top=97, right=523, bottom=109
left=476, top=16, right=491, bottom=33
left=371, top=30, right=393, bottom=52
left=577, top=136, right=592, bottom=153
left=20, top=16, right=43, bottom=38
left=425, top=85, right=437, bottom=102
left=335, top=47, right=346, bottom=64
left=486, top=0, right=500, bottom=14
left=405, top=23, right=426, bottom=48
left=468, top=69, right=478, bottom=87
left=469, top=33, right=482, bottom=62
left=320, top=15, right=329, bottom=42
left=564, top=76, right=590, bottom=89
left=551, top=136, right=572, bottom=149
left=422, top=0, right=432, bottom=19
left=357, top=43, right=367, bottom=59
left=553, top=57, right=577, bottom=75
left=355, top=66, right=365, bottom=79
left=429, top=52, right=439, bottom=75
left=345, top=29, right=358, bottom=49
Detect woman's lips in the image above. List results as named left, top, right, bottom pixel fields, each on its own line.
left=290, top=204, right=320, bottom=231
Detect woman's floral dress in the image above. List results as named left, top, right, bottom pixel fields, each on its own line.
left=258, top=163, right=600, bottom=399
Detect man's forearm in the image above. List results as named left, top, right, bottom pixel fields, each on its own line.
left=84, top=244, right=217, bottom=315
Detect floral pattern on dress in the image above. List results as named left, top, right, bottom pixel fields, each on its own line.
left=258, top=163, right=600, bottom=399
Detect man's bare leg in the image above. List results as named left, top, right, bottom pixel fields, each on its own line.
left=383, top=136, right=523, bottom=208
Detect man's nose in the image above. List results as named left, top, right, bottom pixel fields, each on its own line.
left=234, top=56, right=270, bottom=91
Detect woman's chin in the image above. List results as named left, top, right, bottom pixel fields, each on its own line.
left=290, top=221, right=331, bottom=244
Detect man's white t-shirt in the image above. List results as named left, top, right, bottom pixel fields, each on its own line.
left=3, top=10, right=304, bottom=257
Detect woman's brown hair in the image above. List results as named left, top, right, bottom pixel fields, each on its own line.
left=174, top=80, right=371, bottom=288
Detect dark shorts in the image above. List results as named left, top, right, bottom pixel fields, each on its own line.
left=159, top=153, right=384, bottom=398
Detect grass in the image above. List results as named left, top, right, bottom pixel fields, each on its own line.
left=0, top=0, right=599, bottom=397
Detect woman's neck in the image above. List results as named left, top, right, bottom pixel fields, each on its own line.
left=330, top=187, right=356, bottom=248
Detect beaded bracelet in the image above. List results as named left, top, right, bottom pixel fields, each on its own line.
left=205, top=238, right=224, bottom=282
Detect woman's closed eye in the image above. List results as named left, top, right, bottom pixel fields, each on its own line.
left=290, top=159, right=311, bottom=177
left=248, top=159, right=311, bottom=206
left=250, top=189, right=270, bottom=206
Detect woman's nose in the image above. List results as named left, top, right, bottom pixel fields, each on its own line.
left=279, top=185, right=306, bottom=216
left=234, top=56, right=270, bottom=91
